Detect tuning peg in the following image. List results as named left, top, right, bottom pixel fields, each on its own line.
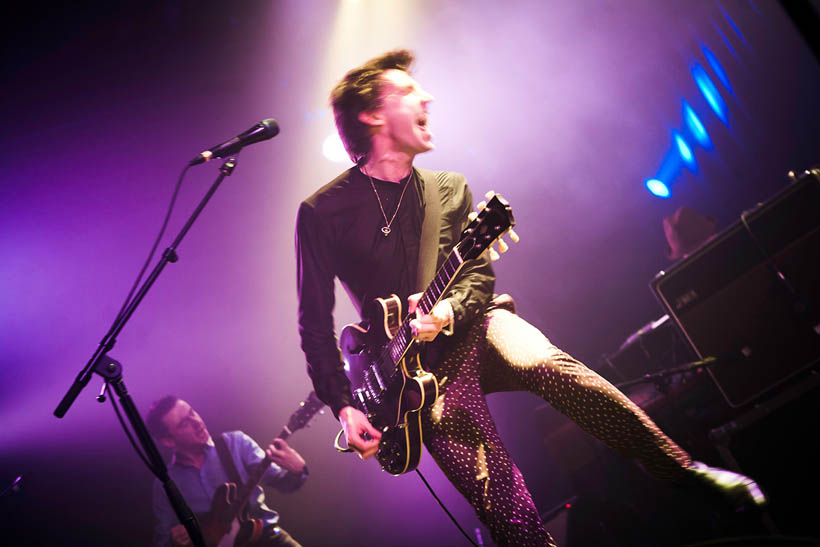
left=508, top=228, right=520, bottom=243
left=477, top=200, right=487, bottom=211
left=484, top=190, right=496, bottom=200
left=498, top=238, right=509, bottom=253
left=488, top=247, right=500, bottom=261
left=467, top=211, right=478, bottom=221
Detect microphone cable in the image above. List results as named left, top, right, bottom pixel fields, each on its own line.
left=112, top=163, right=190, bottom=326
left=100, top=160, right=200, bottom=474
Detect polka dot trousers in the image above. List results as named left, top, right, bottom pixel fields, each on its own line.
left=421, top=309, right=691, bottom=546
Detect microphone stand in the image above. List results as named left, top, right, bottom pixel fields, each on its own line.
left=54, top=157, right=240, bottom=547
left=614, top=356, right=718, bottom=390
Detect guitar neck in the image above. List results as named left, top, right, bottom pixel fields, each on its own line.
left=218, top=392, right=322, bottom=523
left=418, top=249, right=464, bottom=316
left=381, top=248, right=464, bottom=367
left=227, top=455, right=271, bottom=521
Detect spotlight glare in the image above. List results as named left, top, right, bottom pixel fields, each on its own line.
left=719, top=4, right=748, bottom=46
left=322, top=133, right=350, bottom=163
left=702, top=46, right=733, bottom=94
left=674, top=132, right=694, bottom=165
left=645, top=178, right=671, bottom=198
left=692, top=63, right=727, bottom=123
left=683, top=101, right=711, bottom=148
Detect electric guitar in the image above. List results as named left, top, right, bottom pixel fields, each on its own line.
left=339, top=192, right=516, bottom=475
left=199, top=391, right=324, bottom=547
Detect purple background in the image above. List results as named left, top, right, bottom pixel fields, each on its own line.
left=2, top=1, right=819, bottom=545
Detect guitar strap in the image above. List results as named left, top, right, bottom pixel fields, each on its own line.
left=416, top=168, right=442, bottom=291
left=214, top=433, right=243, bottom=487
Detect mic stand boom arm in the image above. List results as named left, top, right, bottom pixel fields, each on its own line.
left=54, top=157, right=240, bottom=547
left=614, top=356, right=718, bottom=390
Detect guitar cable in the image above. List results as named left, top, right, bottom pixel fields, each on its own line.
left=415, top=469, right=479, bottom=546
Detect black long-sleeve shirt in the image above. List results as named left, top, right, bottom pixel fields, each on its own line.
left=295, top=166, right=494, bottom=416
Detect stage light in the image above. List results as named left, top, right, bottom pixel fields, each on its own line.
left=692, top=63, right=727, bottom=123
left=713, top=21, right=739, bottom=60
left=683, top=100, right=711, bottom=148
left=322, top=133, right=350, bottom=163
left=645, top=178, right=671, bottom=198
left=702, top=45, right=733, bottom=94
left=718, top=3, right=748, bottom=47
left=674, top=132, right=696, bottom=169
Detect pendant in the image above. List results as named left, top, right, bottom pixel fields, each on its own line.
left=381, top=226, right=391, bottom=236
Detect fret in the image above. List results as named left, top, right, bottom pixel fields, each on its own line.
left=376, top=245, right=470, bottom=375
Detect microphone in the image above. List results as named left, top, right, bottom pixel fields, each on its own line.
left=189, top=118, right=280, bottom=166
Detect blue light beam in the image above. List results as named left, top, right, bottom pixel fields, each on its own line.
left=645, top=178, right=671, bottom=198
left=674, top=131, right=697, bottom=170
left=692, top=63, right=728, bottom=124
left=702, top=45, right=733, bottom=94
left=683, top=100, right=712, bottom=148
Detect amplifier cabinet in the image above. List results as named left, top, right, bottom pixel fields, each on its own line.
left=651, top=171, right=820, bottom=407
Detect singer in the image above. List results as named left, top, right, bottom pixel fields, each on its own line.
left=294, top=49, right=766, bottom=546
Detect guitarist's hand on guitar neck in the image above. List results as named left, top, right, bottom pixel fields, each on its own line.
left=408, top=292, right=452, bottom=342
left=265, top=438, right=306, bottom=474
left=339, top=406, right=381, bottom=459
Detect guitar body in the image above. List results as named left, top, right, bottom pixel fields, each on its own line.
left=198, top=482, right=264, bottom=547
left=339, top=295, right=439, bottom=475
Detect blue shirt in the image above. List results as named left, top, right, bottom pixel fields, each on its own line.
left=151, top=431, right=308, bottom=547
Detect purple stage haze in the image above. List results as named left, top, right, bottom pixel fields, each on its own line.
left=1, top=1, right=818, bottom=545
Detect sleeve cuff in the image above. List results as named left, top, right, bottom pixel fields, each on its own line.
left=448, top=298, right=469, bottom=330
left=435, top=299, right=455, bottom=336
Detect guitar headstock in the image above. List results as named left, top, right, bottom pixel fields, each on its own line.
left=458, top=191, right=517, bottom=262
left=282, top=391, right=325, bottom=437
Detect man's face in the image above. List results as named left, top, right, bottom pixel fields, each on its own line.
left=159, top=400, right=211, bottom=451
left=367, top=68, right=434, bottom=156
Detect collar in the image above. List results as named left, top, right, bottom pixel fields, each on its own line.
left=169, top=436, right=215, bottom=468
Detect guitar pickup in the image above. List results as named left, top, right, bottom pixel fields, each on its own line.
left=371, top=367, right=386, bottom=391
left=353, top=389, right=371, bottom=414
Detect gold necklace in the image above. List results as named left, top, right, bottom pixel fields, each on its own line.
left=365, top=168, right=413, bottom=236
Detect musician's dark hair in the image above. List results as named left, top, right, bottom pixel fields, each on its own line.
left=330, top=49, right=415, bottom=165
left=145, top=395, right=181, bottom=439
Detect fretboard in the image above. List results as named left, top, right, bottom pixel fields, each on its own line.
left=230, top=456, right=272, bottom=520
left=377, top=247, right=464, bottom=373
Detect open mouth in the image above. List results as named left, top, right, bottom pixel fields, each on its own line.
left=416, top=115, right=428, bottom=129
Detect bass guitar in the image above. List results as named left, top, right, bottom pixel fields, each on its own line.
left=339, top=192, right=515, bottom=475
left=199, top=391, right=324, bottom=547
